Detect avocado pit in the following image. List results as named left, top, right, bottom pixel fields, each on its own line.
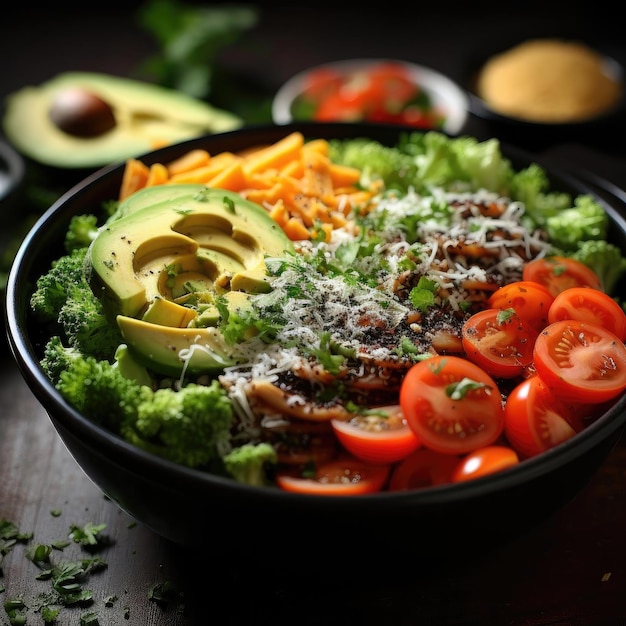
left=48, top=87, right=117, bottom=138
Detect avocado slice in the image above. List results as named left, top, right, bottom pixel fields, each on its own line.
left=2, top=72, right=242, bottom=169
left=116, top=316, right=241, bottom=376
left=86, top=186, right=293, bottom=374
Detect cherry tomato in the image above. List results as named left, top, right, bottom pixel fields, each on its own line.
left=301, top=68, right=344, bottom=100
left=314, top=91, right=367, bottom=122
left=451, top=446, right=520, bottom=482
left=388, top=448, right=459, bottom=491
left=504, top=375, right=581, bottom=458
left=462, top=308, right=538, bottom=378
left=522, top=256, right=602, bottom=297
left=296, top=62, right=444, bottom=128
left=366, top=62, right=417, bottom=103
left=400, top=355, right=505, bottom=455
left=548, top=287, right=626, bottom=342
left=533, top=320, right=626, bottom=404
left=487, top=280, right=555, bottom=332
left=330, top=405, right=421, bottom=465
left=275, top=456, right=390, bottom=496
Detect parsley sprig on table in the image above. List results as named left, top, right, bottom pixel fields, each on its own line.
left=1, top=518, right=109, bottom=625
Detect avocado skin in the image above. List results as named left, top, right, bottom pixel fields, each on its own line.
left=87, top=185, right=293, bottom=375
left=2, top=72, right=242, bottom=169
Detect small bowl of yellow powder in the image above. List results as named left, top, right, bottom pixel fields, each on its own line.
left=468, top=38, right=625, bottom=149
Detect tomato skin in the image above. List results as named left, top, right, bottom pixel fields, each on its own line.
left=388, top=448, right=459, bottom=491
left=330, top=405, right=421, bottom=465
left=548, top=287, right=626, bottom=342
left=462, top=308, right=538, bottom=378
left=400, top=355, right=505, bottom=455
left=294, top=62, right=444, bottom=128
left=504, top=375, right=580, bottom=458
left=275, top=457, right=390, bottom=496
left=533, top=320, right=626, bottom=403
left=487, top=280, right=555, bottom=332
left=522, top=256, right=602, bottom=297
left=301, top=68, right=344, bottom=100
left=451, top=446, right=520, bottom=482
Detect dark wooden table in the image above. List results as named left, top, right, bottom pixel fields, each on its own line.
left=3, top=3, right=626, bottom=624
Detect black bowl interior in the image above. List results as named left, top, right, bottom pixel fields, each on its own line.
left=5, top=122, right=626, bottom=561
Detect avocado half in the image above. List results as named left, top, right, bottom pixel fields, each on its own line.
left=86, top=185, right=295, bottom=376
left=2, top=72, right=243, bottom=169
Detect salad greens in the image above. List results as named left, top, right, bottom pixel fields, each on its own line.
left=29, top=131, right=626, bottom=485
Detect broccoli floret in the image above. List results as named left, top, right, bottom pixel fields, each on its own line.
left=42, top=336, right=234, bottom=468
left=122, top=381, right=234, bottom=468
left=30, top=246, right=122, bottom=360
left=30, top=247, right=88, bottom=320
left=57, top=282, right=124, bottom=361
left=41, top=335, right=85, bottom=385
left=545, top=195, right=608, bottom=252
left=573, top=239, right=626, bottom=295
left=222, top=442, right=278, bottom=487
left=64, top=214, right=99, bottom=252
left=42, top=337, right=149, bottom=427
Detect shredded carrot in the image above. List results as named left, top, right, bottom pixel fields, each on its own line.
left=117, top=131, right=380, bottom=241
left=119, top=159, right=150, bottom=201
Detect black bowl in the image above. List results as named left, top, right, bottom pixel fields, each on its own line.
left=464, top=38, right=626, bottom=152
left=5, top=122, right=626, bottom=565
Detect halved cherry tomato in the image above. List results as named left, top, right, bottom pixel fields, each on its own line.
left=548, top=287, right=626, bottom=342
left=388, top=448, right=459, bottom=491
left=533, top=320, right=626, bottom=404
left=487, top=280, right=555, bottom=332
left=275, top=456, right=390, bottom=496
left=400, top=355, right=505, bottom=455
left=451, top=446, right=520, bottom=482
left=330, top=405, right=421, bottom=465
left=462, top=308, right=538, bottom=378
left=522, top=256, right=602, bottom=297
left=504, top=375, right=581, bottom=458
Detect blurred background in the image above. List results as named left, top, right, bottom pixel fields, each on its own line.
left=2, top=0, right=622, bottom=126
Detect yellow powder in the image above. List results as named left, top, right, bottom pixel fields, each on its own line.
left=476, top=39, right=623, bottom=123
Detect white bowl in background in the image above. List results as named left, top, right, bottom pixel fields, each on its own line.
left=272, top=58, right=469, bottom=135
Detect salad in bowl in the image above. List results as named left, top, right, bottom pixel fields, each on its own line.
left=22, top=125, right=626, bottom=496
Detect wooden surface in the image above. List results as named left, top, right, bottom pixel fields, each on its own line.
left=3, top=344, right=626, bottom=625
left=2, top=4, right=626, bottom=624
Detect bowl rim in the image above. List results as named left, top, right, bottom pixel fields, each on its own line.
left=271, top=58, right=470, bottom=135
left=5, top=121, right=626, bottom=508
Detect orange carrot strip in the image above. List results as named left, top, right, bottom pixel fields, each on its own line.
left=241, top=132, right=304, bottom=176
left=146, top=162, right=170, bottom=188
left=284, top=216, right=311, bottom=241
left=168, top=152, right=240, bottom=184
left=328, top=162, right=362, bottom=188
left=302, top=138, right=329, bottom=155
left=167, top=149, right=211, bottom=176
left=205, top=160, right=246, bottom=191
left=119, top=158, right=150, bottom=201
